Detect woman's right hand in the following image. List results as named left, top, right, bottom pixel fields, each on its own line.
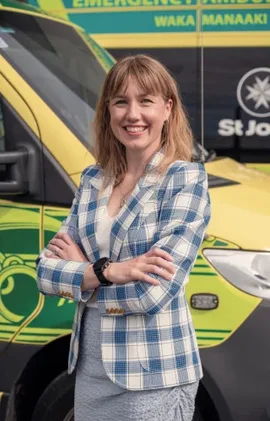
left=104, top=248, right=176, bottom=286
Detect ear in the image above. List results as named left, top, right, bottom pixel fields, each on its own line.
left=165, top=99, right=173, bottom=120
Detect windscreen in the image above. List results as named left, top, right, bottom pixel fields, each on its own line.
left=0, top=11, right=108, bottom=148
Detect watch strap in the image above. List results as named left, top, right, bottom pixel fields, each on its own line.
left=93, top=258, right=113, bottom=286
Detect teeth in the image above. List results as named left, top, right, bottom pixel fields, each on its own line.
left=125, top=126, right=146, bottom=132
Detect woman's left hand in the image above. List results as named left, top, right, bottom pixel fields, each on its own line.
left=45, top=233, right=89, bottom=262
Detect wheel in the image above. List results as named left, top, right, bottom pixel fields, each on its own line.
left=32, top=371, right=75, bottom=421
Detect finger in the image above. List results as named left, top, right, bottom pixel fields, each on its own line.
left=142, top=264, right=173, bottom=281
left=55, top=232, right=73, bottom=245
left=45, top=251, right=53, bottom=257
left=44, top=251, right=60, bottom=259
left=129, top=268, right=159, bottom=286
left=47, top=244, right=58, bottom=253
left=141, top=274, right=160, bottom=286
left=47, top=244, right=63, bottom=257
left=148, top=248, right=173, bottom=261
left=147, top=257, right=176, bottom=274
left=49, top=238, right=66, bottom=250
left=152, top=248, right=173, bottom=261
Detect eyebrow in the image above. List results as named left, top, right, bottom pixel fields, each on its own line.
left=112, top=92, right=153, bottom=99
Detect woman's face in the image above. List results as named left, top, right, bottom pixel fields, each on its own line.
left=108, top=77, right=172, bottom=155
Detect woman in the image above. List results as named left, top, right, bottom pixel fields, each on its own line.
left=36, top=54, right=211, bottom=421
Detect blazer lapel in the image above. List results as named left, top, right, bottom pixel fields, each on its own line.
left=79, top=168, right=112, bottom=263
left=110, top=183, right=155, bottom=262
left=110, top=153, right=164, bottom=261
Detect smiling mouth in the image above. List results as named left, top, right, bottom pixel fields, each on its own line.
left=124, top=126, right=147, bottom=133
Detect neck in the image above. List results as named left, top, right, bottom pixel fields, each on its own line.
left=125, top=146, right=159, bottom=177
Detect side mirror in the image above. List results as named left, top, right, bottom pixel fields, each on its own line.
left=0, top=148, right=29, bottom=195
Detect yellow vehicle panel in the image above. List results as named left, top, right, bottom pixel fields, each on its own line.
left=188, top=238, right=261, bottom=348
left=0, top=56, right=95, bottom=175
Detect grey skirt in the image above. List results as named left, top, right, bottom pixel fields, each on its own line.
left=74, top=307, right=199, bottom=421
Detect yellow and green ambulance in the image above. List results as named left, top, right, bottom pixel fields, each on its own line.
left=0, top=1, right=270, bottom=421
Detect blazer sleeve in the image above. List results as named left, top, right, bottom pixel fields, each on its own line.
left=97, top=163, right=211, bottom=316
left=36, top=168, right=94, bottom=303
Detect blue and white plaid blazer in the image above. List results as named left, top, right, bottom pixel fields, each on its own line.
left=36, top=150, right=211, bottom=391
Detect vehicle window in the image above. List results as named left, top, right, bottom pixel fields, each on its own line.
left=203, top=47, right=270, bottom=163
left=0, top=12, right=108, bottom=149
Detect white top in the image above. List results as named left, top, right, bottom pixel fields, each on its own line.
left=86, top=207, right=116, bottom=308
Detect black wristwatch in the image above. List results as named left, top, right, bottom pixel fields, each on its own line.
left=93, top=257, right=113, bottom=286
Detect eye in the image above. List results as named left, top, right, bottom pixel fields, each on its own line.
left=142, top=98, right=153, bottom=104
left=114, top=99, right=126, bottom=105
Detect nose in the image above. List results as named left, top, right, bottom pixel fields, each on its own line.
left=126, top=101, right=140, bottom=121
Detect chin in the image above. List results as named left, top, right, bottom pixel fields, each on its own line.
left=125, top=142, right=148, bottom=151
left=120, top=137, right=147, bottom=149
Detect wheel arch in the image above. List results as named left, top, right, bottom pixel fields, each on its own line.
left=197, top=362, right=233, bottom=421
left=5, top=334, right=71, bottom=421
left=196, top=380, right=220, bottom=421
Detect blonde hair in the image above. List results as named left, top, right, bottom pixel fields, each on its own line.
left=93, top=54, right=193, bottom=184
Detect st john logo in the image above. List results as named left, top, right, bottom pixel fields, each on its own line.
left=237, top=67, right=270, bottom=118
left=218, top=67, right=270, bottom=137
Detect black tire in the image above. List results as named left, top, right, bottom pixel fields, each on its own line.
left=32, top=371, right=75, bottom=421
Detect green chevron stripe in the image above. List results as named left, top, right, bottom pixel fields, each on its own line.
left=194, top=264, right=210, bottom=268
left=197, top=336, right=224, bottom=340
left=191, top=272, right=217, bottom=276
left=14, top=338, right=50, bottom=344
left=196, top=329, right=231, bottom=333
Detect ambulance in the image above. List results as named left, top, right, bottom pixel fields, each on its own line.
left=0, top=1, right=270, bottom=421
